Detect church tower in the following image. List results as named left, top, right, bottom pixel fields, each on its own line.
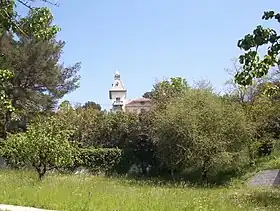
left=109, top=71, right=127, bottom=112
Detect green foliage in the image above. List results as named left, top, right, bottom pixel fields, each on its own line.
left=0, top=1, right=60, bottom=40
left=143, top=77, right=189, bottom=110
left=58, top=100, right=72, bottom=111
left=0, top=69, right=14, bottom=112
left=244, top=94, right=280, bottom=157
left=81, top=101, right=102, bottom=111
left=54, top=106, right=103, bottom=147
left=19, top=7, right=60, bottom=40
left=0, top=29, right=80, bottom=139
left=153, top=89, right=255, bottom=180
left=0, top=1, right=79, bottom=139
left=78, top=148, right=123, bottom=174
left=62, top=109, right=140, bottom=148
left=0, top=0, right=16, bottom=36
left=96, top=112, right=140, bottom=148
left=2, top=115, right=76, bottom=180
left=236, top=10, right=280, bottom=92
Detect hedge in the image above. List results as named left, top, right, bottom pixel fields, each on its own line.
left=77, top=148, right=124, bottom=174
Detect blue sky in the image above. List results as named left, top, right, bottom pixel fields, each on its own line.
left=23, top=1, right=280, bottom=109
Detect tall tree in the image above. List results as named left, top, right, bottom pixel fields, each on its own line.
left=225, top=59, right=266, bottom=104
left=153, top=89, right=255, bottom=181
left=0, top=0, right=64, bottom=138
left=236, top=11, right=280, bottom=96
left=0, top=0, right=60, bottom=40
left=0, top=16, right=80, bottom=139
left=143, top=77, right=189, bottom=101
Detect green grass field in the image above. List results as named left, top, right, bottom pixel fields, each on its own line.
left=0, top=170, right=280, bottom=211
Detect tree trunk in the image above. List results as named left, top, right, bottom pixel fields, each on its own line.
left=34, top=163, right=47, bottom=180
left=201, top=156, right=210, bottom=183
left=2, top=110, right=12, bottom=140
left=201, top=168, right=208, bottom=182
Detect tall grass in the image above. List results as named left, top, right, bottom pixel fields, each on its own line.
left=0, top=170, right=280, bottom=210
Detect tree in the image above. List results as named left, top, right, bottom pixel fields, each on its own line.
left=58, top=100, right=73, bottom=111
left=143, top=77, right=189, bottom=110
left=153, top=89, right=255, bottom=182
left=224, top=59, right=266, bottom=104
left=193, top=79, right=214, bottom=92
left=56, top=105, right=102, bottom=147
left=0, top=1, right=60, bottom=40
left=82, top=101, right=102, bottom=111
left=2, top=115, right=76, bottom=180
left=0, top=69, right=15, bottom=139
left=0, top=1, right=70, bottom=139
left=0, top=26, right=80, bottom=139
left=0, top=69, right=14, bottom=112
left=133, top=110, right=157, bottom=175
left=236, top=10, right=280, bottom=96
left=94, top=112, right=140, bottom=148
left=142, top=91, right=153, bottom=99
left=225, top=60, right=280, bottom=157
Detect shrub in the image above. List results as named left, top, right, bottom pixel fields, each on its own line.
left=2, top=115, right=77, bottom=180
left=153, top=89, right=255, bottom=182
left=94, top=112, right=141, bottom=148
left=246, top=95, right=280, bottom=157
left=78, top=148, right=123, bottom=174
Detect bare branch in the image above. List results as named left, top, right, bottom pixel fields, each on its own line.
left=41, top=0, right=59, bottom=7
left=16, top=0, right=33, bottom=9
left=16, top=0, right=59, bottom=9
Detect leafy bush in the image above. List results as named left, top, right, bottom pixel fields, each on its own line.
left=93, top=112, right=141, bottom=148
left=153, top=89, right=255, bottom=182
left=246, top=95, right=280, bottom=157
left=78, top=148, right=123, bottom=174
left=55, top=107, right=141, bottom=149
left=2, top=115, right=77, bottom=180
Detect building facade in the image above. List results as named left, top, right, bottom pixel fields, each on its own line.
left=109, top=71, right=127, bottom=112
left=125, top=97, right=151, bottom=114
left=109, top=71, right=151, bottom=113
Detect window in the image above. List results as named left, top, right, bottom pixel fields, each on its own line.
left=116, top=97, right=120, bottom=102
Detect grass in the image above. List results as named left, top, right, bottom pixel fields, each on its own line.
left=0, top=170, right=280, bottom=211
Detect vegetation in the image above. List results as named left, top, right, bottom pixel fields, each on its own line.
left=2, top=115, right=77, bottom=180
left=78, top=148, right=123, bottom=174
left=0, top=20, right=80, bottom=139
left=1, top=1, right=280, bottom=210
left=153, top=89, right=255, bottom=181
left=0, top=1, right=60, bottom=40
left=1, top=170, right=280, bottom=211
left=236, top=10, right=280, bottom=95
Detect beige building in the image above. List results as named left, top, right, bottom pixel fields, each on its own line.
left=109, top=71, right=151, bottom=113
left=125, top=97, right=151, bottom=114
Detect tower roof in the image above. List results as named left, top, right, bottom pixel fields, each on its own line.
left=110, top=71, right=126, bottom=91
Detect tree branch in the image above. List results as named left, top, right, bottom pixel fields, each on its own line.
left=16, top=0, right=32, bottom=9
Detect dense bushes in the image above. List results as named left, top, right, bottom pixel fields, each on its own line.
left=2, top=82, right=280, bottom=184
left=2, top=116, right=76, bottom=179
left=243, top=94, right=280, bottom=158
left=77, top=148, right=123, bottom=174
left=152, top=89, right=255, bottom=180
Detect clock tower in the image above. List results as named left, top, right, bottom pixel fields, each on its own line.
left=109, top=71, right=127, bottom=112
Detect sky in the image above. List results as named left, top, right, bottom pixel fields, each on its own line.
left=20, top=0, right=280, bottom=110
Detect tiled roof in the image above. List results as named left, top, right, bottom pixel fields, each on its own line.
left=125, top=97, right=151, bottom=106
